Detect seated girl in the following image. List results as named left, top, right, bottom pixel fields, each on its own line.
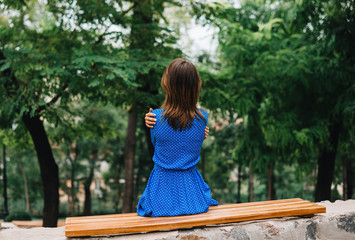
left=137, top=58, right=218, bottom=217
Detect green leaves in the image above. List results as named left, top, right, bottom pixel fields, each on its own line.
left=0, top=0, right=27, bottom=9
left=199, top=0, right=355, bottom=183
left=0, top=61, right=11, bottom=72
left=88, top=79, right=102, bottom=88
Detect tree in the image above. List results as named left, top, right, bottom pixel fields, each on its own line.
left=196, top=0, right=355, bottom=201
left=120, top=0, right=183, bottom=213
left=0, top=0, right=155, bottom=225
left=0, top=126, right=43, bottom=217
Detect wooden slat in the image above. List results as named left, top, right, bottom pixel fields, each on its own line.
left=66, top=199, right=311, bottom=225
left=65, top=199, right=326, bottom=237
left=65, top=202, right=319, bottom=228
left=66, top=198, right=305, bottom=224
left=66, top=205, right=325, bottom=237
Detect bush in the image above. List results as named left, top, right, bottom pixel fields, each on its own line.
left=4, top=211, right=32, bottom=222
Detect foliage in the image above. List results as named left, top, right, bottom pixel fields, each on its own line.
left=0, top=0, right=184, bottom=219
left=5, top=211, right=32, bottom=222
left=197, top=0, right=354, bottom=200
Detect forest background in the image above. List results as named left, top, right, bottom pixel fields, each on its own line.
left=0, top=0, right=354, bottom=227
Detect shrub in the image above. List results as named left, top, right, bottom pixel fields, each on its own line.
left=4, top=211, right=32, bottom=222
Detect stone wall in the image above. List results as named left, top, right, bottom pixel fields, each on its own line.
left=0, top=200, right=354, bottom=240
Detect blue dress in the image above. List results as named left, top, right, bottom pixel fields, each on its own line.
left=137, top=108, right=218, bottom=217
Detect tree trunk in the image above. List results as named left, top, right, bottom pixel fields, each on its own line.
left=18, top=157, right=30, bottom=212
left=122, top=111, right=137, bottom=213
left=315, top=120, right=340, bottom=202
left=237, top=164, right=242, bottom=203
left=83, top=182, right=91, bottom=216
left=267, top=164, right=276, bottom=200
left=342, top=155, right=348, bottom=200
left=133, top=165, right=140, bottom=212
left=65, top=174, right=72, bottom=216
left=3, top=145, right=9, bottom=218
left=83, top=150, right=97, bottom=216
left=69, top=163, right=76, bottom=216
left=122, top=0, right=155, bottom=213
left=114, top=165, right=121, bottom=213
left=69, top=146, right=79, bottom=216
left=67, top=153, right=74, bottom=216
left=346, top=156, right=354, bottom=199
left=249, top=167, right=254, bottom=202
left=134, top=133, right=146, bottom=211
left=22, top=113, right=59, bottom=227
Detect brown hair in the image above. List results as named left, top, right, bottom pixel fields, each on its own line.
left=160, top=58, right=205, bottom=131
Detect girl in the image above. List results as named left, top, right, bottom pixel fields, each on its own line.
left=137, top=58, right=218, bottom=217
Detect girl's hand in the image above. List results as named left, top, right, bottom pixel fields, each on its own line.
left=204, top=127, right=209, bottom=139
left=145, top=108, right=156, bottom=128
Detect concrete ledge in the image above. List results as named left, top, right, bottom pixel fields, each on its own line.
left=1, top=200, right=354, bottom=240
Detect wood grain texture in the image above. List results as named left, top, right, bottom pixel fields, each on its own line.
left=65, top=198, right=304, bottom=224
left=66, top=201, right=313, bottom=225
left=65, top=198, right=326, bottom=237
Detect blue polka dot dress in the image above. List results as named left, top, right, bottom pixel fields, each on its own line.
left=137, top=108, right=218, bottom=217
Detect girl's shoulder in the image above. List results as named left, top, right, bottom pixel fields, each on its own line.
left=198, top=108, right=208, bottom=118
left=152, top=108, right=208, bottom=123
left=152, top=108, right=164, bottom=123
left=152, top=108, right=164, bottom=116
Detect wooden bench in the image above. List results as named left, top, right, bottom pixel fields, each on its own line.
left=65, top=198, right=325, bottom=237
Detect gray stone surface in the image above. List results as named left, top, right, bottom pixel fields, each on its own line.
left=1, top=200, right=355, bottom=240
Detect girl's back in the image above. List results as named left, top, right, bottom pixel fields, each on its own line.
left=151, top=108, right=208, bottom=170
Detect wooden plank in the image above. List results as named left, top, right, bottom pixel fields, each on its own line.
left=65, top=202, right=320, bottom=228
left=66, top=205, right=325, bottom=232
left=66, top=200, right=312, bottom=225
left=64, top=204, right=318, bottom=233
left=65, top=199, right=326, bottom=237
left=66, top=198, right=306, bottom=224
left=209, top=198, right=306, bottom=210
left=66, top=204, right=325, bottom=237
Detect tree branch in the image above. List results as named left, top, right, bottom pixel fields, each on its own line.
left=95, top=2, right=139, bottom=45
left=37, top=83, right=68, bottom=112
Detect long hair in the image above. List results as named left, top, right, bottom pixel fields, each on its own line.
left=160, top=58, right=205, bottom=131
